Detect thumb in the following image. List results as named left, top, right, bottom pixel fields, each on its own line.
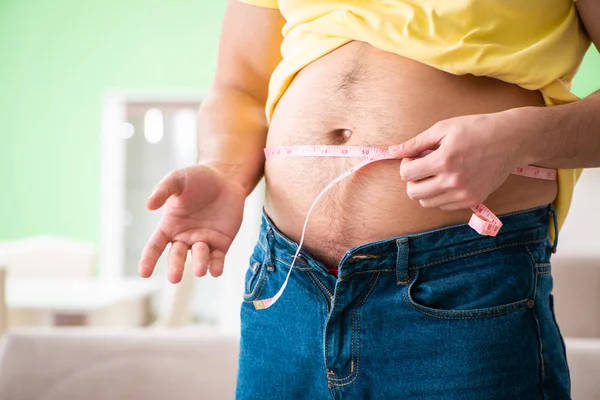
left=388, top=126, right=444, bottom=158
left=147, top=170, right=184, bottom=210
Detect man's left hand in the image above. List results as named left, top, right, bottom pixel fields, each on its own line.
left=388, top=110, right=532, bottom=211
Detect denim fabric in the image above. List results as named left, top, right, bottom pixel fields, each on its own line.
left=236, top=205, right=570, bottom=400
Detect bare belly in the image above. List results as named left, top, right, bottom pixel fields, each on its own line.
left=264, top=42, right=557, bottom=267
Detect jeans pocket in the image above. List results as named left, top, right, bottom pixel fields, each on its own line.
left=244, top=255, right=264, bottom=298
left=404, top=243, right=537, bottom=319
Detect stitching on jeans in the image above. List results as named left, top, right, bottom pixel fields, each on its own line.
left=242, top=265, right=270, bottom=303
left=307, top=271, right=332, bottom=309
left=327, top=273, right=376, bottom=382
left=331, top=272, right=380, bottom=386
left=339, top=269, right=394, bottom=281
left=245, top=262, right=260, bottom=293
left=409, top=238, right=547, bottom=271
left=309, top=271, right=333, bottom=298
left=530, top=267, right=547, bottom=392
left=525, top=246, right=538, bottom=267
left=242, top=264, right=266, bottom=300
left=273, top=256, right=292, bottom=267
left=525, top=246, right=552, bottom=272
left=349, top=254, right=380, bottom=263
left=323, top=273, right=340, bottom=382
left=257, top=240, right=267, bottom=252
left=330, top=386, right=341, bottom=400
left=244, top=264, right=315, bottom=304
left=273, top=256, right=313, bottom=270
left=273, top=256, right=328, bottom=275
left=402, top=291, right=530, bottom=320
left=402, top=242, right=541, bottom=319
left=396, top=239, right=408, bottom=285
left=402, top=269, right=532, bottom=319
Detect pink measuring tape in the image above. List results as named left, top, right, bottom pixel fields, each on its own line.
left=252, top=145, right=556, bottom=310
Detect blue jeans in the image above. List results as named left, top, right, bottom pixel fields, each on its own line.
left=236, top=205, right=570, bottom=399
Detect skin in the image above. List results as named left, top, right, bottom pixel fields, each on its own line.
left=139, top=0, right=600, bottom=283
left=139, top=1, right=283, bottom=283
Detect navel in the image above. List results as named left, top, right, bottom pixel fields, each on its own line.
left=329, top=128, right=353, bottom=144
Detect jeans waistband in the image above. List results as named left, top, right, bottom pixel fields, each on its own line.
left=257, top=205, right=554, bottom=280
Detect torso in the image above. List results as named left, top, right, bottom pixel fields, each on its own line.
left=264, top=42, right=557, bottom=267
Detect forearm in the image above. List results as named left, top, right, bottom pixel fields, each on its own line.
left=197, top=85, right=268, bottom=195
left=521, top=89, right=600, bottom=169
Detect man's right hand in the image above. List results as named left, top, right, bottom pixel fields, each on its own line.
left=138, top=165, right=246, bottom=283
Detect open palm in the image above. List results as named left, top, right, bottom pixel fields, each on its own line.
left=138, top=165, right=246, bottom=283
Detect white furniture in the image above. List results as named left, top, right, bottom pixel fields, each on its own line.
left=0, top=237, right=95, bottom=278
left=6, top=277, right=161, bottom=327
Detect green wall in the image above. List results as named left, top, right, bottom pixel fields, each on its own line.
left=0, top=0, right=227, bottom=241
left=1, top=1, right=599, bottom=243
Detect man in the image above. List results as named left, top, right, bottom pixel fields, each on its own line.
left=139, top=0, right=599, bottom=398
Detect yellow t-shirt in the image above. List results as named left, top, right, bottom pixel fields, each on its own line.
left=239, top=0, right=591, bottom=234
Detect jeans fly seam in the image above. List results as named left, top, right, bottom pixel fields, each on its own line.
left=323, top=278, right=339, bottom=384
left=328, top=273, right=376, bottom=382
left=308, top=271, right=333, bottom=301
left=330, top=272, right=380, bottom=386
left=410, top=238, right=547, bottom=271
left=306, top=272, right=333, bottom=313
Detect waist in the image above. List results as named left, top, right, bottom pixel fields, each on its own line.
left=264, top=42, right=557, bottom=265
left=255, top=205, right=553, bottom=277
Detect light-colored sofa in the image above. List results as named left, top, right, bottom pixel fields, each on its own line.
left=551, top=256, right=600, bottom=400
left=0, top=256, right=598, bottom=400
left=0, top=328, right=239, bottom=400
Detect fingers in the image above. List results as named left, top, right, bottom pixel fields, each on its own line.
left=191, top=242, right=210, bottom=277
left=388, top=126, right=444, bottom=158
left=417, top=189, right=477, bottom=210
left=417, top=191, right=460, bottom=208
left=147, top=170, right=184, bottom=211
left=209, top=250, right=226, bottom=278
left=439, top=201, right=474, bottom=211
left=138, top=229, right=170, bottom=278
left=405, top=176, right=446, bottom=201
left=167, top=241, right=189, bottom=284
left=399, top=153, right=442, bottom=182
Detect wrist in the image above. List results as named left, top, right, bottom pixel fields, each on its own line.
left=200, top=160, right=263, bottom=196
left=507, top=106, right=551, bottom=167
